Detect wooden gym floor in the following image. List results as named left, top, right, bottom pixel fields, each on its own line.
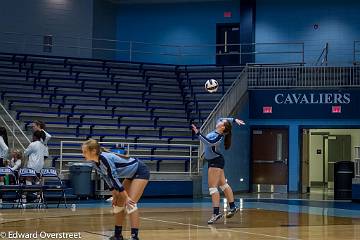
left=0, top=201, right=360, bottom=240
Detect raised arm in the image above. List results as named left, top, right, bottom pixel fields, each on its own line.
left=42, top=130, right=52, bottom=144
left=191, top=124, right=223, bottom=147
left=198, top=132, right=223, bottom=146
left=218, top=117, right=245, bottom=126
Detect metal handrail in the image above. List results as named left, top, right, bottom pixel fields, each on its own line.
left=0, top=41, right=128, bottom=53
left=247, top=65, right=360, bottom=88
left=315, top=43, right=329, bottom=66
left=0, top=102, right=31, bottom=150
left=2, top=31, right=303, bottom=47
left=59, top=141, right=199, bottom=176
left=0, top=115, right=26, bottom=150
left=355, top=146, right=360, bottom=178
left=198, top=68, right=248, bottom=166
left=2, top=31, right=129, bottom=43
left=355, top=159, right=360, bottom=178
left=0, top=31, right=305, bottom=64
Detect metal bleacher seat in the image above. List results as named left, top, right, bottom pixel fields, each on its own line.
left=0, top=52, right=243, bottom=180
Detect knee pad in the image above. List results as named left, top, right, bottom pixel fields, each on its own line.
left=209, top=187, right=219, bottom=195
left=112, top=206, right=124, bottom=214
left=126, top=203, right=138, bottom=214
left=219, top=183, right=230, bottom=192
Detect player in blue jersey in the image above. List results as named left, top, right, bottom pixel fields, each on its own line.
left=192, top=117, right=245, bottom=224
left=82, top=139, right=150, bottom=240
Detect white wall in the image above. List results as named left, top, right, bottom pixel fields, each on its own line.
left=309, top=129, right=360, bottom=184
left=309, top=135, right=324, bottom=183
left=310, top=129, right=360, bottom=159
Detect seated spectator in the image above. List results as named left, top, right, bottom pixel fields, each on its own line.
left=8, top=149, right=22, bottom=172
left=0, top=149, right=22, bottom=189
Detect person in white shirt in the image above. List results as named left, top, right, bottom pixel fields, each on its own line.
left=32, top=120, right=51, bottom=160
left=0, top=126, right=9, bottom=204
left=0, top=127, right=9, bottom=167
left=21, top=131, right=46, bottom=204
left=24, top=131, right=46, bottom=173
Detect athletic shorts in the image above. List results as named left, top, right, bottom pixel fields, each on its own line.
left=206, top=156, right=225, bottom=169
left=127, top=161, right=150, bottom=180
left=0, top=158, right=3, bottom=167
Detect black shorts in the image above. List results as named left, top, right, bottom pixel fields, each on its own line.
left=0, top=158, right=3, bottom=167
left=127, top=161, right=150, bottom=180
left=206, top=156, right=225, bottom=169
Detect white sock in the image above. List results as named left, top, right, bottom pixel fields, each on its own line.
left=26, top=180, right=32, bottom=185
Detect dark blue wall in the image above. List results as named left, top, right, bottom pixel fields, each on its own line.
left=0, top=0, right=94, bottom=57
left=256, top=0, right=360, bottom=65
left=2, top=0, right=360, bottom=65
left=93, top=0, right=117, bottom=60
left=249, top=90, right=358, bottom=119
left=240, top=0, right=256, bottom=64
left=250, top=119, right=360, bottom=192
left=115, top=1, right=241, bottom=64
left=249, top=89, right=360, bottom=192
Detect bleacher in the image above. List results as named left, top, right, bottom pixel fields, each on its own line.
left=0, top=52, right=243, bottom=185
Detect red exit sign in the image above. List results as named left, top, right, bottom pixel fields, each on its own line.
left=224, top=12, right=232, bottom=18
left=263, top=106, right=272, bottom=114
left=332, top=106, right=341, bottom=113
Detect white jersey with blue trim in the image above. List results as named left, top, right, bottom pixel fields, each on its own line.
left=197, top=118, right=235, bottom=160
left=92, top=152, right=139, bottom=192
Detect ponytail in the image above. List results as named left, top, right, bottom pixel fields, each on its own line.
left=224, top=132, right=232, bottom=150
left=223, top=121, right=232, bottom=150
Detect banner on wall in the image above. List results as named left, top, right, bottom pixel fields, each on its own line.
left=249, top=90, right=360, bottom=119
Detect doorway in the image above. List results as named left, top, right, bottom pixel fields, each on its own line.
left=301, top=129, right=354, bottom=193
left=251, top=128, right=289, bottom=193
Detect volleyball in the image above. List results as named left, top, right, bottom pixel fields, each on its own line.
left=205, top=79, right=219, bottom=93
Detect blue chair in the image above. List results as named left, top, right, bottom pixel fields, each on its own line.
left=40, top=167, right=67, bottom=208
left=0, top=167, right=21, bottom=208
left=18, top=168, right=44, bottom=209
